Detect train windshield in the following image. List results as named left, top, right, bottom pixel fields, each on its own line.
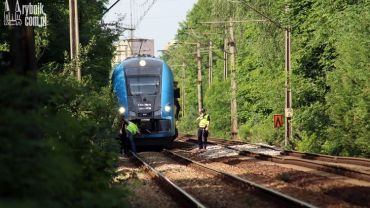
left=127, top=76, right=160, bottom=95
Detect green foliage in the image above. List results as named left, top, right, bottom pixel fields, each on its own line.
left=324, top=3, right=370, bottom=157
left=205, top=81, right=231, bottom=138
left=0, top=73, right=127, bottom=208
left=0, top=43, right=9, bottom=51
left=166, top=0, right=369, bottom=157
left=294, top=102, right=329, bottom=153
left=176, top=106, right=198, bottom=134
left=0, top=0, right=129, bottom=206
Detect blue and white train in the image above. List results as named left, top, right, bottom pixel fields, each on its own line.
left=112, top=56, right=177, bottom=146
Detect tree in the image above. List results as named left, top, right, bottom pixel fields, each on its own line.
left=165, top=0, right=370, bottom=156
left=324, top=3, right=370, bottom=157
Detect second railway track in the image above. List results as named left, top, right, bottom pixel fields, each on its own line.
left=167, top=139, right=370, bottom=207
left=180, top=136, right=370, bottom=182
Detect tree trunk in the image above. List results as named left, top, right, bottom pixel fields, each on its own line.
left=9, top=0, right=37, bottom=74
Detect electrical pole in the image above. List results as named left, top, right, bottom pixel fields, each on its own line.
left=69, top=0, right=80, bottom=81
left=223, top=27, right=228, bottom=80
left=284, top=6, right=292, bottom=147
left=197, top=42, right=203, bottom=113
left=182, top=62, right=186, bottom=117
left=208, top=40, right=213, bottom=86
left=130, top=0, right=134, bottom=39
left=229, top=18, right=238, bottom=140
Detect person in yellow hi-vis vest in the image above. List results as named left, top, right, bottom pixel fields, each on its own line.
left=196, top=108, right=210, bottom=150
left=120, top=116, right=140, bottom=154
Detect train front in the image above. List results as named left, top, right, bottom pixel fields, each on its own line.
left=112, top=57, right=177, bottom=146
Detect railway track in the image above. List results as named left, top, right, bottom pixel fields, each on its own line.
left=281, top=150, right=370, bottom=167
left=129, top=151, right=206, bottom=208
left=130, top=150, right=316, bottom=208
left=180, top=135, right=370, bottom=182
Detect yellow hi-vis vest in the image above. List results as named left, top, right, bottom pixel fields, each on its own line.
left=198, top=114, right=210, bottom=128
left=127, top=122, right=140, bottom=135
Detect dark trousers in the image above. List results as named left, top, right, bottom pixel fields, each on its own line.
left=120, top=133, right=128, bottom=154
left=197, top=128, right=208, bottom=149
left=127, top=132, right=137, bottom=153
left=117, top=134, right=125, bottom=154
left=121, top=132, right=137, bottom=154
left=174, top=100, right=181, bottom=119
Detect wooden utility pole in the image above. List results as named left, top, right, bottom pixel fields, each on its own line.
left=229, top=18, right=238, bottom=140
left=284, top=6, right=292, bottom=147
left=182, top=62, right=186, bottom=117
left=223, top=27, right=228, bottom=80
left=208, top=40, right=213, bottom=86
left=69, top=0, right=80, bottom=81
left=129, top=0, right=134, bottom=39
left=196, top=42, right=203, bottom=112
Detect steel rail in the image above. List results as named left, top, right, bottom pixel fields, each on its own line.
left=182, top=137, right=370, bottom=182
left=237, top=150, right=370, bottom=182
left=163, top=149, right=317, bottom=208
left=180, top=134, right=370, bottom=167
left=281, top=150, right=370, bottom=167
left=129, top=152, right=207, bottom=208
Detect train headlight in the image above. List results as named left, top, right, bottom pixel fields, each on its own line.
left=118, top=107, right=126, bottom=114
left=139, top=60, right=146, bottom=67
left=164, top=105, right=171, bottom=112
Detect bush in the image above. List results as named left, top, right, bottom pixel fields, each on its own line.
left=204, top=81, right=231, bottom=138
left=0, top=73, right=128, bottom=208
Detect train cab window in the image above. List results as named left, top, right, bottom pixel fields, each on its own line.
left=127, top=76, right=160, bottom=95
